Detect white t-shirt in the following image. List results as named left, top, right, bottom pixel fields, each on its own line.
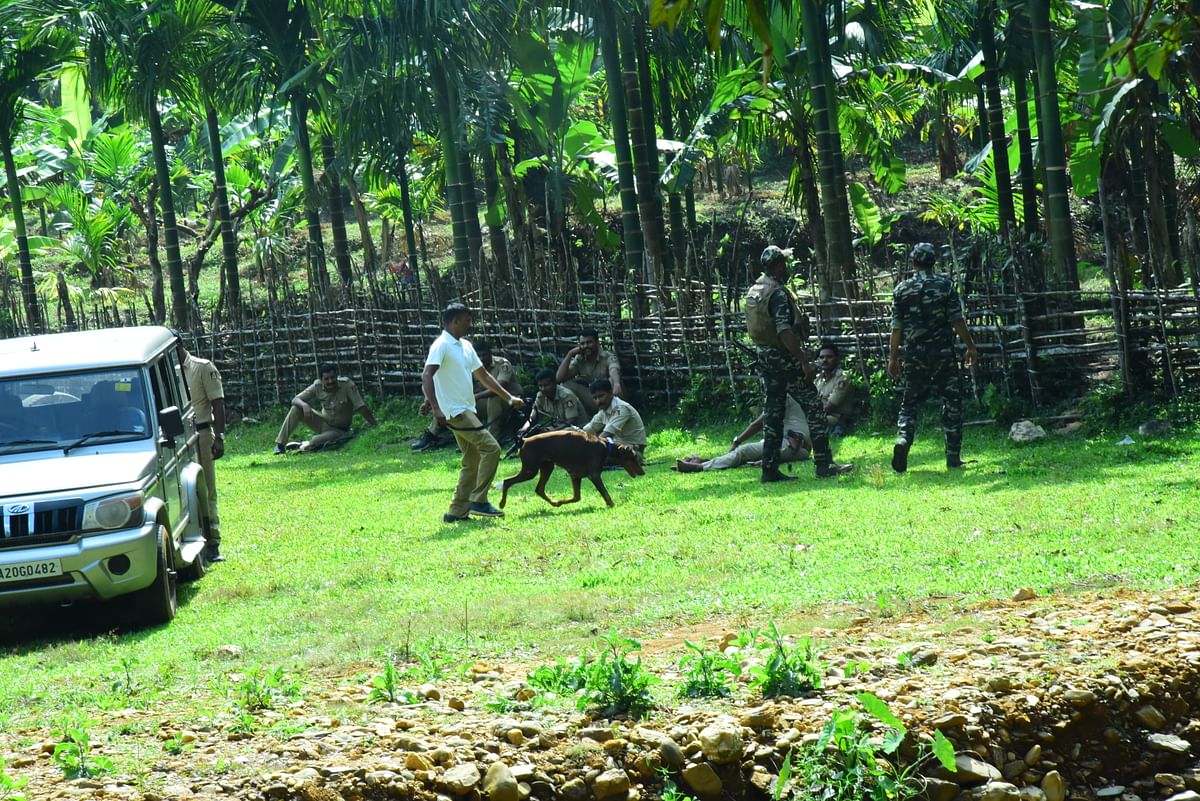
left=425, top=331, right=483, bottom=418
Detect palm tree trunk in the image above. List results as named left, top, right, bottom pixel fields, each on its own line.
left=1143, top=120, right=1176, bottom=289
left=936, top=91, right=958, bottom=180
left=480, top=143, right=512, bottom=299
left=397, top=152, right=420, bottom=276
left=657, top=63, right=687, bottom=275
left=979, top=0, right=1016, bottom=237
left=144, top=182, right=167, bottom=322
left=636, top=19, right=671, bottom=279
left=429, top=58, right=471, bottom=273
left=457, top=147, right=485, bottom=269
left=344, top=173, right=377, bottom=274
left=800, top=0, right=853, bottom=293
left=1028, top=0, right=1078, bottom=289
left=791, top=105, right=827, bottom=292
left=148, top=102, right=190, bottom=329
left=1013, top=71, right=1040, bottom=238
left=618, top=14, right=665, bottom=287
left=320, top=136, right=355, bottom=288
left=974, top=87, right=988, bottom=148
left=205, top=103, right=240, bottom=310
left=55, top=270, right=76, bottom=330
left=597, top=2, right=645, bottom=284
left=290, top=91, right=330, bottom=291
left=1, top=131, right=42, bottom=333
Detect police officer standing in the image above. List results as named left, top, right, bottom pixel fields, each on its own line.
left=888, top=242, right=977, bottom=472
left=745, top=246, right=852, bottom=482
left=176, top=338, right=226, bottom=563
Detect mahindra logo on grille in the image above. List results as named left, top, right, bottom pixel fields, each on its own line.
left=5, top=504, right=30, bottom=515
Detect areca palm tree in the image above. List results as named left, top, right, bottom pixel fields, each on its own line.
left=0, top=24, right=73, bottom=333
left=84, top=0, right=224, bottom=328
left=214, top=0, right=331, bottom=291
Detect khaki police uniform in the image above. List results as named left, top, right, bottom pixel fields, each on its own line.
left=814, top=367, right=855, bottom=429
left=583, top=396, right=647, bottom=460
left=562, top=349, right=620, bottom=417
left=478, top=356, right=523, bottom=440
left=183, top=354, right=223, bottom=544
left=276, top=377, right=364, bottom=451
left=533, top=384, right=584, bottom=427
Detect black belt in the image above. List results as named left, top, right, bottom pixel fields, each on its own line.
left=196, top=421, right=212, bottom=431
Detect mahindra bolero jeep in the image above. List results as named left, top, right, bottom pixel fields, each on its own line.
left=0, top=326, right=213, bottom=627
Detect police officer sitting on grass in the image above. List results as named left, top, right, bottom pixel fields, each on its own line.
left=521, top=370, right=585, bottom=435
left=745, top=245, right=852, bottom=482
left=888, top=242, right=977, bottom=472
left=273, top=364, right=378, bottom=454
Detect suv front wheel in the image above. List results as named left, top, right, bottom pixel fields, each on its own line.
left=126, top=524, right=177, bottom=627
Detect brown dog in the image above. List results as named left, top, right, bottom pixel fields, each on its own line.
left=499, top=430, right=645, bottom=508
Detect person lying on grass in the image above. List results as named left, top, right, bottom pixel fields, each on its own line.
left=676, top=394, right=811, bottom=473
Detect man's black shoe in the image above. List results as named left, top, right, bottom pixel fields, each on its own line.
left=760, top=468, right=796, bottom=483
left=204, top=543, right=225, bottom=563
left=412, top=431, right=437, bottom=451
left=442, top=513, right=470, bottom=523
left=892, top=442, right=910, bottom=473
left=947, top=455, right=965, bottom=469
left=273, top=443, right=286, bottom=455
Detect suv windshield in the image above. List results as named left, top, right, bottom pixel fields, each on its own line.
left=0, top=369, right=151, bottom=454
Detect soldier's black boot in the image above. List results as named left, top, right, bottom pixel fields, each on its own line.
left=812, top=436, right=853, bottom=478
left=761, top=467, right=796, bottom=483
left=892, top=440, right=910, bottom=473
left=946, top=454, right=965, bottom=469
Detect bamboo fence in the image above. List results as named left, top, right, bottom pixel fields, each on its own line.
left=4, top=275, right=1199, bottom=417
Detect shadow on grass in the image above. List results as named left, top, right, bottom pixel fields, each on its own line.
left=0, top=581, right=202, bottom=651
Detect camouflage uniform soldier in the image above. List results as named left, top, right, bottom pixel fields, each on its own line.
left=745, top=246, right=852, bottom=482
left=888, top=242, right=978, bottom=472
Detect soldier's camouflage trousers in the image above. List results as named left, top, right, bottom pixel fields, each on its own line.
left=896, top=353, right=963, bottom=457
left=758, top=348, right=830, bottom=473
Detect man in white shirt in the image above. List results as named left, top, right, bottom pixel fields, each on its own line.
left=422, top=303, right=526, bottom=522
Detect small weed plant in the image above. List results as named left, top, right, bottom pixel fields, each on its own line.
left=1, top=757, right=29, bottom=801
left=163, top=732, right=192, bottom=756
left=237, top=666, right=302, bottom=712
left=579, top=631, right=657, bottom=718
left=110, top=656, right=141, bottom=697
left=52, top=718, right=114, bottom=780
left=528, top=657, right=590, bottom=696
left=745, top=623, right=823, bottom=698
left=659, top=768, right=698, bottom=801
left=785, top=693, right=955, bottom=801
left=528, top=631, right=657, bottom=717
left=678, top=640, right=740, bottom=698
left=367, top=660, right=402, bottom=704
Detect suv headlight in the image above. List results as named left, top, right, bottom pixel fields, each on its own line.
left=82, top=492, right=145, bottom=531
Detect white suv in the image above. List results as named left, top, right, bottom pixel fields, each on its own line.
left=0, top=326, right=212, bottom=627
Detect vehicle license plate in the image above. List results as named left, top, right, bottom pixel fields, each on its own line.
left=0, top=559, right=63, bottom=583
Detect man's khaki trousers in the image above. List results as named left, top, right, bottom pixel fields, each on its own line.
left=197, top=427, right=221, bottom=545
left=446, top=411, right=501, bottom=517
left=276, top=406, right=348, bottom=450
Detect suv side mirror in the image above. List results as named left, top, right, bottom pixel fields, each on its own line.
left=158, top=406, right=185, bottom=440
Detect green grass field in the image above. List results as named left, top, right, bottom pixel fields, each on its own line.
left=1, top=411, right=1197, bottom=741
